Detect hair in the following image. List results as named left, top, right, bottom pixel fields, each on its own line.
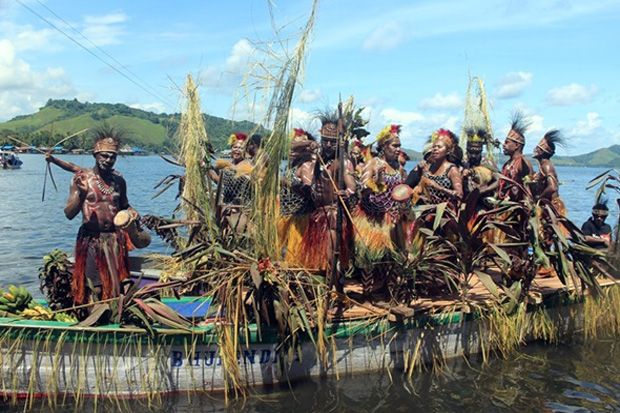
left=316, top=108, right=339, bottom=126
left=94, top=124, right=123, bottom=145
left=593, top=201, right=609, bottom=211
left=249, top=133, right=263, bottom=148
left=509, top=111, right=531, bottom=144
left=541, top=129, right=566, bottom=154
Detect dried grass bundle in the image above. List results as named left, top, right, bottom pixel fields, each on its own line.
left=177, top=74, right=216, bottom=240
left=251, top=0, right=318, bottom=259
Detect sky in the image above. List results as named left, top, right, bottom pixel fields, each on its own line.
left=0, top=0, right=619, bottom=155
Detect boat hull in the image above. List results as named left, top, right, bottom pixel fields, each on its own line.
left=0, top=293, right=597, bottom=400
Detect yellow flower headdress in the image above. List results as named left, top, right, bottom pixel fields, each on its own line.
left=376, top=124, right=401, bottom=147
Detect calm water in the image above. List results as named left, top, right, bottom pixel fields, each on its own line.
left=1, top=154, right=619, bottom=412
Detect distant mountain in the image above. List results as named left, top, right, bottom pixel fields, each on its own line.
left=0, top=99, right=266, bottom=152
left=553, top=145, right=620, bottom=168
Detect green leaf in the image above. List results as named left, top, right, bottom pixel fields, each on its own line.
left=488, top=244, right=512, bottom=265
left=78, top=303, right=110, bottom=327
left=474, top=270, right=500, bottom=299
left=433, top=202, right=448, bottom=231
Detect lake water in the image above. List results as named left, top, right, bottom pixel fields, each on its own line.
left=0, top=154, right=619, bottom=412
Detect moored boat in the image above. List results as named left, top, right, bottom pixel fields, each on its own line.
left=0, top=275, right=617, bottom=404
left=0, top=151, right=23, bottom=169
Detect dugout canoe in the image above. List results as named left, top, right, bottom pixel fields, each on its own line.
left=0, top=279, right=618, bottom=403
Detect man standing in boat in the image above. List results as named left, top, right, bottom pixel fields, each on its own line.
left=498, top=112, right=533, bottom=201
left=64, top=126, right=133, bottom=307
left=296, top=111, right=356, bottom=288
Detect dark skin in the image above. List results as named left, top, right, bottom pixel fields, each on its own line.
left=500, top=137, right=533, bottom=200
left=584, top=212, right=611, bottom=247
left=463, top=144, right=498, bottom=197
left=65, top=151, right=130, bottom=232
left=532, top=146, right=559, bottom=201
left=367, top=138, right=403, bottom=187
left=296, top=135, right=356, bottom=205
left=420, top=139, right=463, bottom=200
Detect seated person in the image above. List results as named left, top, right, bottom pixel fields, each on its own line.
left=581, top=202, right=612, bottom=249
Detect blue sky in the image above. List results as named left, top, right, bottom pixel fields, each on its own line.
left=0, top=0, right=619, bottom=155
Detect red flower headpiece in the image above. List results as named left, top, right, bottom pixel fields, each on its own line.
left=390, top=124, right=401, bottom=135
left=228, top=132, right=248, bottom=146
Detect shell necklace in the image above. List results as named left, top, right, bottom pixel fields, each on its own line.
left=95, top=175, right=115, bottom=195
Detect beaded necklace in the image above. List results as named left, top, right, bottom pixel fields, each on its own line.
left=94, top=174, right=115, bottom=195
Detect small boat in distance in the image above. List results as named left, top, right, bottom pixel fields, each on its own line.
left=0, top=151, right=23, bottom=169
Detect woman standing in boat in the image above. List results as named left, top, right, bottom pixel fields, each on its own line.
left=353, top=124, right=406, bottom=296
left=64, top=126, right=133, bottom=307
left=417, top=128, right=463, bottom=208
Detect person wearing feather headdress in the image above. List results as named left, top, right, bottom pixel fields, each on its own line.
left=353, top=124, right=407, bottom=296
left=350, top=138, right=367, bottom=175
left=532, top=130, right=566, bottom=216
left=278, top=128, right=318, bottom=266
left=64, top=126, right=135, bottom=307
left=415, top=128, right=463, bottom=208
left=462, top=128, right=499, bottom=205
left=295, top=112, right=356, bottom=279
left=498, top=112, right=534, bottom=202
left=213, top=132, right=255, bottom=234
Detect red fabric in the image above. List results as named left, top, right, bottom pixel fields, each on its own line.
left=71, top=228, right=130, bottom=305
left=299, top=206, right=352, bottom=271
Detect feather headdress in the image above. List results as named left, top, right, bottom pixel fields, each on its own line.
left=376, top=124, right=401, bottom=148
left=506, top=111, right=531, bottom=145
left=537, top=129, right=565, bottom=155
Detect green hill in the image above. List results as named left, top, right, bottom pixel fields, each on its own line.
left=0, top=99, right=267, bottom=152
left=554, top=145, right=620, bottom=168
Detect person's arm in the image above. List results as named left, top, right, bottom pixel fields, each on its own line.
left=405, top=163, right=424, bottom=188
left=118, top=176, right=130, bottom=210
left=479, top=173, right=499, bottom=196
left=46, top=153, right=81, bottom=173
left=64, top=172, right=87, bottom=220
left=342, top=160, right=356, bottom=197
left=447, top=165, right=463, bottom=200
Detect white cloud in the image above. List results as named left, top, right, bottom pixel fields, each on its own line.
left=571, top=112, right=602, bottom=137
left=225, top=39, right=254, bottom=71
left=419, top=92, right=463, bottom=110
left=362, top=23, right=406, bottom=51
left=380, top=108, right=425, bottom=124
left=129, top=102, right=165, bottom=113
left=298, top=88, right=322, bottom=103
left=546, top=83, right=598, bottom=106
left=377, top=107, right=459, bottom=148
left=199, top=39, right=256, bottom=91
left=495, top=72, right=533, bottom=99
left=0, top=40, right=76, bottom=121
left=0, top=21, right=60, bottom=52
left=290, top=107, right=320, bottom=131
left=82, top=12, right=128, bottom=46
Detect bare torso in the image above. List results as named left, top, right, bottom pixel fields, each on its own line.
left=66, top=168, right=128, bottom=232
